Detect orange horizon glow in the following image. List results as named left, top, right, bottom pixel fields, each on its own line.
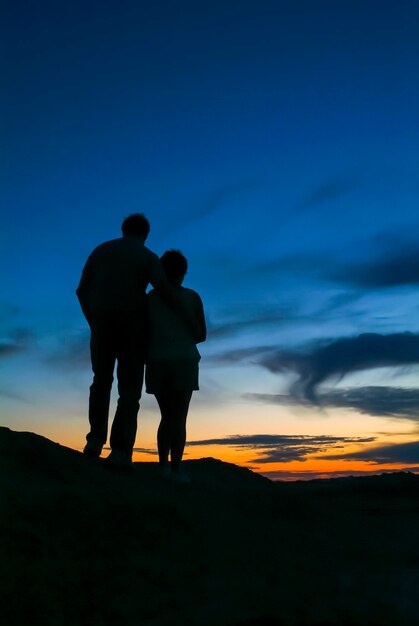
left=28, top=428, right=419, bottom=482
left=7, top=397, right=419, bottom=483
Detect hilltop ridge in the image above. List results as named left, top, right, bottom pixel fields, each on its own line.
left=1, top=426, right=419, bottom=626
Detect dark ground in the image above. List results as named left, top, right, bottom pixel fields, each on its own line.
left=1, top=426, right=419, bottom=626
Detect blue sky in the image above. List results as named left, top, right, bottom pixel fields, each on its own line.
left=2, top=1, right=419, bottom=478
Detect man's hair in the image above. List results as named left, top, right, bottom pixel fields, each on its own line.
left=160, top=249, right=188, bottom=281
left=121, top=214, right=150, bottom=238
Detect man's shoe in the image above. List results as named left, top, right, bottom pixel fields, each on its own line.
left=83, top=438, right=103, bottom=458
left=106, top=449, right=133, bottom=469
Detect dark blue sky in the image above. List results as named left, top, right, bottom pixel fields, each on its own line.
left=2, top=0, right=419, bottom=476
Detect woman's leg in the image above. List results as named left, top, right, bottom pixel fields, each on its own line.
left=155, top=390, right=192, bottom=471
left=155, top=392, right=171, bottom=467
left=169, top=390, right=192, bottom=471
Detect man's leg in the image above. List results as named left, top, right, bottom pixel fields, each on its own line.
left=87, top=321, right=116, bottom=450
left=109, top=321, right=145, bottom=456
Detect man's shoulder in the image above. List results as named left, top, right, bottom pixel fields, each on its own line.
left=90, top=238, right=122, bottom=254
left=142, top=244, right=159, bottom=262
left=92, top=239, right=158, bottom=260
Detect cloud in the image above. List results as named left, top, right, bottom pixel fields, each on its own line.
left=299, top=178, right=354, bottom=211
left=207, top=307, right=292, bottom=340
left=163, top=181, right=256, bottom=234
left=206, top=345, right=274, bottom=365
left=246, top=386, right=419, bottom=420
left=46, top=332, right=90, bottom=370
left=187, top=433, right=374, bottom=463
left=250, top=253, right=330, bottom=281
left=321, top=386, right=419, bottom=419
left=132, top=447, right=158, bottom=456
left=208, top=333, right=419, bottom=407
left=0, top=329, right=33, bottom=359
left=0, top=302, right=22, bottom=325
left=256, top=333, right=419, bottom=401
left=0, top=387, right=30, bottom=402
left=260, top=469, right=409, bottom=481
left=320, top=441, right=419, bottom=464
left=331, top=244, right=419, bottom=289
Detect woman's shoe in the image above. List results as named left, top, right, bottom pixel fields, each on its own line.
left=159, top=464, right=171, bottom=479
left=170, top=468, right=191, bottom=484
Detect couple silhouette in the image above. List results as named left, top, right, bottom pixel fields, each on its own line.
left=76, top=214, right=206, bottom=483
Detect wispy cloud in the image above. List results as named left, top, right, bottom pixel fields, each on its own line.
left=256, top=333, right=419, bottom=401
left=207, top=307, right=293, bottom=340
left=246, top=386, right=419, bottom=421
left=163, top=181, right=256, bottom=234
left=0, top=387, right=30, bottom=403
left=0, top=302, right=22, bottom=325
left=187, top=433, right=374, bottom=463
left=46, top=332, right=90, bottom=370
left=250, top=253, right=329, bottom=280
left=0, top=328, right=34, bottom=359
left=261, top=468, right=414, bottom=481
left=206, top=345, right=274, bottom=365
left=320, top=440, right=419, bottom=464
left=299, top=178, right=355, bottom=211
left=132, top=447, right=158, bottom=456
left=210, top=333, right=419, bottom=402
left=332, top=244, right=419, bottom=289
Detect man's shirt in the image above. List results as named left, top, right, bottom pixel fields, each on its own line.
left=77, top=237, right=164, bottom=320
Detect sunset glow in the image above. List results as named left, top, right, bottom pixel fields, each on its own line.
left=3, top=1, right=419, bottom=480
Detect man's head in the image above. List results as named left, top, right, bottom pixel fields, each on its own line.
left=121, top=214, right=150, bottom=240
left=161, top=250, right=188, bottom=286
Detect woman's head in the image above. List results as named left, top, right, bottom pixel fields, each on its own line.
left=160, top=250, right=188, bottom=285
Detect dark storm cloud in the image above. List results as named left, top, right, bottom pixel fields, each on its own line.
left=320, top=441, right=419, bottom=464
left=0, top=329, right=34, bottom=358
left=246, top=386, right=419, bottom=421
left=332, top=245, right=419, bottom=288
left=188, top=433, right=374, bottom=463
left=257, top=333, right=419, bottom=402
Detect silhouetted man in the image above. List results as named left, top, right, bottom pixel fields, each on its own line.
left=76, top=214, right=197, bottom=468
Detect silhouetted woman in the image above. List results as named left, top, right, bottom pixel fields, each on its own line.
left=146, top=250, right=206, bottom=483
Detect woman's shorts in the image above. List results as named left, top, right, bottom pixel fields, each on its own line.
left=145, top=358, right=199, bottom=394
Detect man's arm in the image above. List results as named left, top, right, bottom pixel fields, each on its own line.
left=193, top=292, right=206, bottom=344
left=76, top=256, right=93, bottom=325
